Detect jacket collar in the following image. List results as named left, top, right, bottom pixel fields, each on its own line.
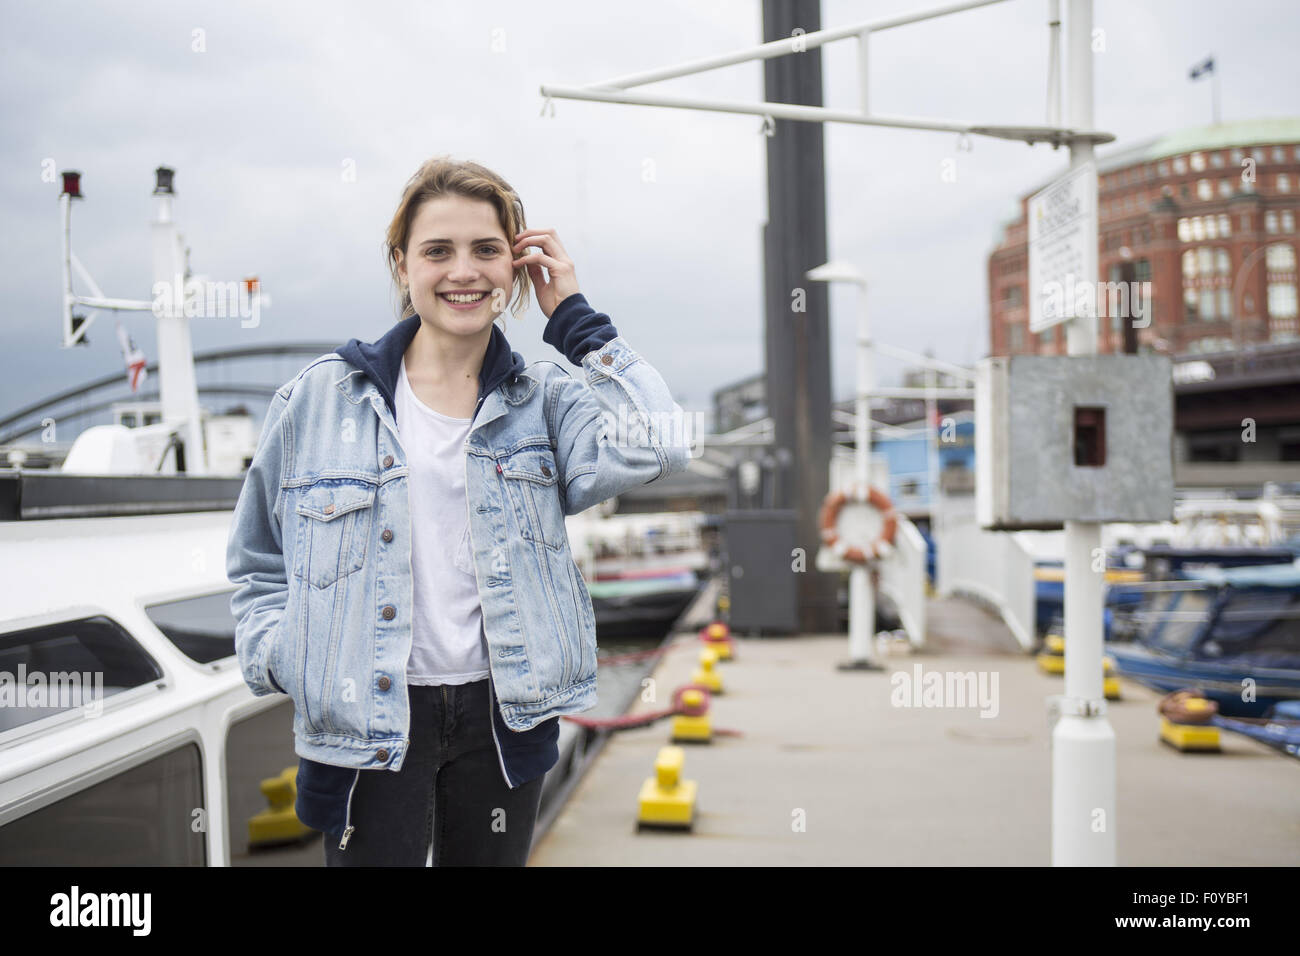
left=333, top=314, right=527, bottom=429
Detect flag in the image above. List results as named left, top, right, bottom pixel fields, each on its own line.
left=115, top=322, right=147, bottom=393
left=1189, top=56, right=1214, bottom=80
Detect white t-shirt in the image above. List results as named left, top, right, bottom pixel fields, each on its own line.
left=397, top=356, right=490, bottom=686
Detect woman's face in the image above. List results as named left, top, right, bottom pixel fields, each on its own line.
left=396, top=194, right=515, bottom=331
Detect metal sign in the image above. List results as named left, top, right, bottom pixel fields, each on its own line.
left=1027, top=159, right=1097, bottom=333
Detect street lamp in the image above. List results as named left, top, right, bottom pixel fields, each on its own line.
left=806, top=261, right=882, bottom=670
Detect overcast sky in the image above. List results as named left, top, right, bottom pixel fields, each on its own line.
left=2, top=0, right=1297, bottom=430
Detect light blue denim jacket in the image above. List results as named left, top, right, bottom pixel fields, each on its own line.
left=225, top=294, right=692, bottom=847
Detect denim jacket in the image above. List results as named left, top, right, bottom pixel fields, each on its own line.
left=225, top=293, right=692, bottom=848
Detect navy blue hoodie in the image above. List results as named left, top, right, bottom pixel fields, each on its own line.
left=292, top=293, right=617, bottom=843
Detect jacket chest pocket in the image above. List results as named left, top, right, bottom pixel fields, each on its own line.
left=293, top=480, right=376, bottom=589
left=498, top=446, right=565, bottom=552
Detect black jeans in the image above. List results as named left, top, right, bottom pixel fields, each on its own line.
left=323, top=678, right=543, bottom=867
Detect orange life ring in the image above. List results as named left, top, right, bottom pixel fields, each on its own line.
left=818, top=484, right=897, bottom=564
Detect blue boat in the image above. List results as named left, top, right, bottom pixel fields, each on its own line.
left=1105, top=562, right=1300, bottom=718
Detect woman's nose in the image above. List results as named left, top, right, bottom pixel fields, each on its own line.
left=447, top=255, right=479, bottom=280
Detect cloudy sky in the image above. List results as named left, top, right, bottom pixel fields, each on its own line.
left=2, top=0, right=1297, bottom=431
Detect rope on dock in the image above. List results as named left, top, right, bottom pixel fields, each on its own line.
left=562, top=682, right=743, bottom=736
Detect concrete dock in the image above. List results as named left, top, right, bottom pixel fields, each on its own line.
left=530, top=596, right=1300, bottom=866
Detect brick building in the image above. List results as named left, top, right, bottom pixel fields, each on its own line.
left=988, top=117, right=1300, bottom=357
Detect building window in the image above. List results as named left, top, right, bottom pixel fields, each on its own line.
left=1191, top=152, right=1206, bottom=171
left=1008, top=324, right=1024, bottom=351
left=1266, top=211, right=1279, bottom=234
left=1180, top=184, right=1191, bottom=200
left=1279, top=173, right=1292, bottom=193
left=1197, top=178, right=1212, bottom=200
left=1218, top=288, right=1232, bottom=321
left=1284, top=211, right=1296, bottom=233
left=1206, top=215, right=1219, bottom=239
left=1198, top=246, right=1214, bottom=275
left=1266, top=242, right=1297, bottom=271
left=1216, top=248, right=1230, bottom=274
left=1200, top=289, right=1217, bottom=321
left=1268, top=282, right=1298, bottom=319
left=1218, top=178, right=1231, bottom=198
left=1219, top=213, right=1231, bottom=236
left=1273, top=146, right=1286, bottom=163
left=1231, top=149, right=1244, bottom=164
left=1178, top=218, right=1191, bottom=242
left=1192, top=217, right=1205, bottom=241
left=1295, top=146, right=1300, bottom=161
left=1211, top=151, right=1224, bottom=168
left=1253, top=148, right=1267, bottom=164
left=1184, top=285, right=1199, bottom=321
left=1135, top=259, right=1151, bottom=282
left=1158, top=161, right=1169, bottom=176
left=1004, top=285, right=1023, bottom=306
left=1174, top=156, right=1188, bottom=174
left=1183, top=248, right=1197, bottom=277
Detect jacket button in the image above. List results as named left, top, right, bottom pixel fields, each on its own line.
left=324, top=503, right=335, bottom=515
left=383, top=454, right=394, bottom=468
left=377, top=676, right=391, bottom=691
left=601, top=354, right=613, bottom=365
left=541, top=464, right=551, bottom=477
left=377, top=749, right=389, bottom=763
left=382, top=528, right=393, bottom=542
left=382, top=605, right=396, bottom=620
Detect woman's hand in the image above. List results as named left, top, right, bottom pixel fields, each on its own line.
left=512, top=228, right=580, bottom=319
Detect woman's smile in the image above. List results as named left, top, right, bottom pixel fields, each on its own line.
left=438, top=290, right=490, bottom=310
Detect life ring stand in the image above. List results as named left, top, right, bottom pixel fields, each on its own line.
left=819, top=484, right=898, bottom=564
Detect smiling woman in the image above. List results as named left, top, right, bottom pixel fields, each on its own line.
left=227, top=152, right=692, bottom=868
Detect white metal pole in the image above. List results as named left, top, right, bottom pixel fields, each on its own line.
left=1054, top=0, right=1115, bottom=867
left=926, top=366, right=940, bottom=527
left=1046, top=0, right=1061, bottom=128
left=848, top=282, right=876, bottom=663
left=151, top=180, right=208, bottom=473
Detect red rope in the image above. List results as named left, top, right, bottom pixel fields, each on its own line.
left=561, top=682, right=743, bottom=736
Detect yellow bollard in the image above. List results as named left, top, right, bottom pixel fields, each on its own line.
left=690, top=646, right=723, bottom=693
left=1159, top=697, right=1221, bottom=752
left=701, top=621, right=733, bottom=660
left=249, top=766, right=314, bottom=846
left=637, top=745, right=697, bottom=829
left=671, top=688, right=712, bottom=743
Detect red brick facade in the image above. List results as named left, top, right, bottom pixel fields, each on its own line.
left=989, top=127, right=1300, bottom=357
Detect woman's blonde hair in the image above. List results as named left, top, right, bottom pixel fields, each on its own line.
left=384, top=156, right=531, bottom=323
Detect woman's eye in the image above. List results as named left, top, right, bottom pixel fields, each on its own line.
left=425, top=246, right=499, bottom=257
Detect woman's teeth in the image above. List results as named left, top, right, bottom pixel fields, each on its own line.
left=442, top=292, right=487, bottom=303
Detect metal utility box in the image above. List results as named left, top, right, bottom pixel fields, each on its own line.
left=722, top=509, right=800, bottom=634
left=975, top=354, right=1174, bottom=530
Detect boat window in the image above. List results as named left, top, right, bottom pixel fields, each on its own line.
left=1143, top=590, right=1213, bottom=653
left=0, top=743, right=206, bottom=864
left=0, top=615, right=162, bottom=733
left=143, top=588, right=238, bottom=665
left=225, top=698, right=311, bottom=865
left=1200, top=591, right=1300, bottom=666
